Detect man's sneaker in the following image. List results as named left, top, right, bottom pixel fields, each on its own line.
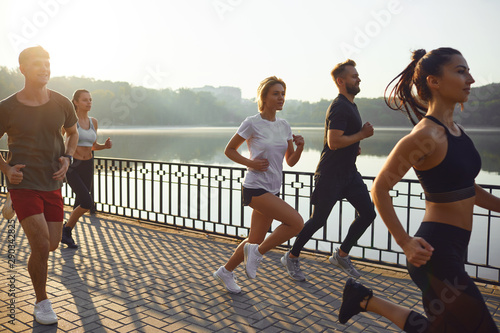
left=2, top=192, right=15, bottom=220
left=281, top=250, right=306, bottom=281
left=329, top=248, right=361, bottom=278
left=243, top=243, right=262, bottom=279
left=339, top=277, right=373, bottom=324
left=213, top=266, right=241, bottom=294
left=61, top=224, right=78, bottom=249
left=33, top=299, right=58, bottom=325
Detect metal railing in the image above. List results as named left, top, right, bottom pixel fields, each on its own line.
left=2, top=153, right=499, bottom=285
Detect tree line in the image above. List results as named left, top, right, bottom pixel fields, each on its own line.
left=1, top=66, right=499, bottom=128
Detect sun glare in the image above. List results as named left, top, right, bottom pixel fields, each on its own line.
left=2, top=0, right=500, bottom=102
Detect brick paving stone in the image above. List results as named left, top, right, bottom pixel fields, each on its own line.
left=115, top=323, right=143, bottom=333
left=163, top=321, right=191, bottom=332
left=101, top=308, right=128, bottom=321
left=77, top=321, right=104, bottom=332
left=55, top=318, right=80, bottom=332
left=1, top=202, right=500, bottom=332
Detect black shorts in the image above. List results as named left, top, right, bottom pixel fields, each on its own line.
left=406, top=222, right=498, bottom=332
left=242, top=187, right=279, bottom=206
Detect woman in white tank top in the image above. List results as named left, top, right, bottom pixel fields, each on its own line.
left=61, top=90, right=112, bottom=248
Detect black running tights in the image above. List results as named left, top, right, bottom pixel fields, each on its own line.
left=403, top=222, right=498, bottom=333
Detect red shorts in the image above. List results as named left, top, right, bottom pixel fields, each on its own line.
left=9, top=189, right=64, bottom=222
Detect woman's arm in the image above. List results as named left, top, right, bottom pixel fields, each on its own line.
left=285, top=134, right=304, bottom=167
left=474, top=184, right=500, bottom=213
left=224, top=133, right=268, bottom=171
left=91, top=117, right=112, bottom=151
left=372, top=131, right=434, bottom=267
left=64, top=123, right=79, bottom=157
left=93, top=138, right=112, bottom=151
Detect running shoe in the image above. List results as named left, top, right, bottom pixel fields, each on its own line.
left=34, top=299, right=58, bottom=325
left=243, top=243, right=262, bottom=279
left=339, top=278, right=373, bottom=324
left=329, top=247, right=361, bottom=278
left=281, top=250, right=306, bottom=281
left=213, top=266, right=241, bottom=294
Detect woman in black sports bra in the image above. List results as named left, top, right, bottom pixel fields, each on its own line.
left=338, top=48, right=500, bottom=332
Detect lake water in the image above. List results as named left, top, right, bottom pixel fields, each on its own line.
left=87, top=126, right=500, bottom=185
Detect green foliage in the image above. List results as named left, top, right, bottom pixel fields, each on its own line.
left=1, top=66, right=498, bottom=128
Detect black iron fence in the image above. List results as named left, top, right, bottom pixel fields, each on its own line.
left=2, top=153, right=499, bottom=285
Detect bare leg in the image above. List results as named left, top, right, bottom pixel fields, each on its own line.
left=66, top=206, right=89, bottom=229
left=362, top=296, right=411, bottom=330
left=250, top=193, right=303, bottom=254
left=224, top=193, right=303, bottom=272
left=20, top=214, right=63, bottom=303
left=224, top=209, right=273, bottom=271
left=338, top=248, right=349, bottom=257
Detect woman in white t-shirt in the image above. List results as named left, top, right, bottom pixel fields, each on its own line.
left=213, top=76, right=305, bottom=293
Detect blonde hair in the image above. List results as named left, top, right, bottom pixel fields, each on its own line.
left=256, top=76, right=286, bottom=111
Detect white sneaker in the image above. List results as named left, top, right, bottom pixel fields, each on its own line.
left=33, top=299, right=58, bottom=325
left=329, top=247, right=361, bottom=279
left=213, top=266, right=241, bottom=294
left=243, top=243, right=262, bottom=279
left=2, top=192, right=15, bottom=220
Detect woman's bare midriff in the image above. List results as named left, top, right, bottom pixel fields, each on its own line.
left=73, top=146, right=93, bottom=161
left=422, top=196, right=475, bottom=231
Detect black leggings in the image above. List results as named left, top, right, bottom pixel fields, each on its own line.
left=66, top=158, right=94, bottom=210
left=291, top=171, right=376, bottom=257
left=403, top=222, right=498, bottom=333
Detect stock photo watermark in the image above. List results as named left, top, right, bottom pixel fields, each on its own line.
left=406, top=276, right=469, bottom=333
left=212, top=0, right=244, bottom=20
left=5, top=219, right=17, bottom=326
left=340, top=0, right=403, bottom=58
left=8, top=0, right=71, bottom=52
left=103, top=65, right=171, bottom=128
left=455, top=74, right=497, bottom=123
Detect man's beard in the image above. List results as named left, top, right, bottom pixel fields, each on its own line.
left=346, top=83, right=360, bottom=96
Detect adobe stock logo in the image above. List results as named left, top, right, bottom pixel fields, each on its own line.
left=8, top=0, right=70, bottom=52
left=99, top=65, right=170, bottom=128
left=212, top=0, right=244, bottom=20
left=456, top=74, right=497, bottom=122
left=340, top=0, right=403, bottom=58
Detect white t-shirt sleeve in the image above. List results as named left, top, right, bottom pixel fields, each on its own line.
left=237, top=116, right=254, bottom=140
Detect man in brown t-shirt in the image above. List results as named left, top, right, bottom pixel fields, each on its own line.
left=0, top=46, right=78, bottom=325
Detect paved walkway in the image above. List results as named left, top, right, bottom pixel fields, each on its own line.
left=1, top=201, right=499, bottom=332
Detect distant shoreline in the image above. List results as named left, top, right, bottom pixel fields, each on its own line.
left=98, top=126, right=500, bottom=133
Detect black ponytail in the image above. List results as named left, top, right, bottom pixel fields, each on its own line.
left=384, top=47, right=462, bottom=126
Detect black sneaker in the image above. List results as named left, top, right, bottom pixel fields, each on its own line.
left=338, top=278, right=373, bottom=324
left=61, top=224, right=78, bottom=249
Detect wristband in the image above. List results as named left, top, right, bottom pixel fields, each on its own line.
left=63, top=154, right=73, bottom=165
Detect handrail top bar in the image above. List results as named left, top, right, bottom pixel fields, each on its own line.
left=1, top=149, right=498, bottom=188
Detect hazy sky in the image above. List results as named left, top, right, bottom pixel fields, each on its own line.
left=1, top=0, right=499, bottom=102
